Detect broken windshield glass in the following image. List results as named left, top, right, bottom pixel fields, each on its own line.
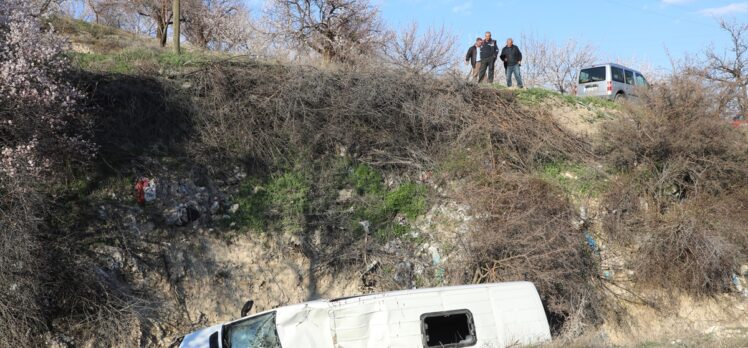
left=222, top=312, right=282, bottom=348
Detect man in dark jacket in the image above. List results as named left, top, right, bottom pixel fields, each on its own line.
left=499, top=38, right=523, bottom=88
left=465, top=38, right=483, bottom=82
left=479, top=31, right=498, bottom=83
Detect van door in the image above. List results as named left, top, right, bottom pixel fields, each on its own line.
left=634, top=72, right=648, bottom=96
left=610, top=66, right=626, bottom=97
left=624, top=69, right=636, bottom=96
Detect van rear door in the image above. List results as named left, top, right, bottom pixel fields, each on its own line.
left=578, top=66, right=607, bottom=97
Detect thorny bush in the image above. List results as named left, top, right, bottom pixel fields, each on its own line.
left=462, top=173, right=602, bottom=336
left=599, top=74, right=748, bottom=295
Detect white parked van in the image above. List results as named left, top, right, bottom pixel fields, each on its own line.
left=178, top=281, right=551, bottom=348
left=577, top=63, right=649, bottom=100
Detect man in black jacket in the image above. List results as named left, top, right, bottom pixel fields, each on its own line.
left=465, top=38, right=483, bottom=82
left=499, top=38, right=523, bottom=88
left=479, top=31, right=498, bottom=83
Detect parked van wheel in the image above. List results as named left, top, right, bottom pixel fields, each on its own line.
left=614, top=92, right=626, bottom=102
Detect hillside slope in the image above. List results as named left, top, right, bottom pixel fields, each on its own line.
left=22, top=17, right=748, bottom=348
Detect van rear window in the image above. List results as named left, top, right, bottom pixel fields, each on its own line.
left=421, top=309, right=476, bottom=347
left=579, top=67, right=606, bottom=84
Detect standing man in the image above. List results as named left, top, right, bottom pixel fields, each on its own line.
left=477, top=38, right=494, bottom=83
left=465, top=38, right=483, bottom=82
left=481, top=31, right=498, bottom=83
left=500, top=38, right=524, bottom=88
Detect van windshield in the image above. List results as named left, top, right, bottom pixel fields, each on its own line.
left=579, top=67, right=606, bottom=84
left=222, top=312, right=282, bottom=348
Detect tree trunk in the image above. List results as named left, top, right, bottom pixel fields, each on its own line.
left=157, top=22, right=168, bottom=47
left=173, top=0, right=180, bottom=54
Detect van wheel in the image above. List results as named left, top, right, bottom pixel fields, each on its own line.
left=614, top=92, right=626, bottom=101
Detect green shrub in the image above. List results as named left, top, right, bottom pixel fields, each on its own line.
left=385, top=182, right=427, bottom=219
left=268, top=171, right=310, bottom=232
left=345, top=173, right=428, bottom=241
left=233, top=178, right=270, bottom=231
left=350, top=164, right=383, bottom=195
left=233, top=170, right=309, bottom=233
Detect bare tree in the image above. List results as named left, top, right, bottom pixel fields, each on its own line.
left=516, top=33, right=551, bottom=88
left=128, top=0, right=173, bottom=47
left=182, top=0, right=251, bottom=50
left=263, top=0, right=387, bottom=63
left=503, top=34, right=596, bottom=92
left=86, top=0, right=105, bottom=23
left=543, top=39, right=597, bottom=94
left=385, top=22, right=457, bottom=75
left=702, top=19, right=748, bottom=116
left=82, top=0, right=129, bottom=25
left=71, top=0, right=154, bottom=34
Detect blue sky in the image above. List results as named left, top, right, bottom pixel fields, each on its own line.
left=374, top=0, right=747, bottom=70
left=247, top=0, right=747, bottom=71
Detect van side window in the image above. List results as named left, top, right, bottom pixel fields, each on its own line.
left=421, top=309, right=477, bottom=348
left=635, top=73, right=648, bottom=86
left=611, top=67, right=625, bottom=83
left=624, top=70, right=635, bottom=85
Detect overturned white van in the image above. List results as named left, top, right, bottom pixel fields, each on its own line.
left=178, top=281, right=551, bottom=348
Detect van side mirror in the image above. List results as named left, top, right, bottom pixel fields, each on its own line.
left=241, top=300, right=254, bottom=317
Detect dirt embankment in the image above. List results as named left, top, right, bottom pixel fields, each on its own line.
left=14, top=23, right=747, bottom=346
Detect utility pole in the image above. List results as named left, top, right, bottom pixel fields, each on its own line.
left=173, top=0, right=181, bottom=54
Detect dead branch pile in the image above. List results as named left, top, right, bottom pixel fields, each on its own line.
left=188, top=62, right=588, bottom=170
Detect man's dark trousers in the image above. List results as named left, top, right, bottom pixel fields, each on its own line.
left=481, top=59, right=496, bottom=83
left=478, top=59, right=495, bottom=83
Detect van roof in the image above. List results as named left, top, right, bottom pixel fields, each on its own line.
left=239, top=281, right=540, bottom=321
left=329, top=281, right=536, bottom=304
left=582, top=62, right=642, bottom=74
